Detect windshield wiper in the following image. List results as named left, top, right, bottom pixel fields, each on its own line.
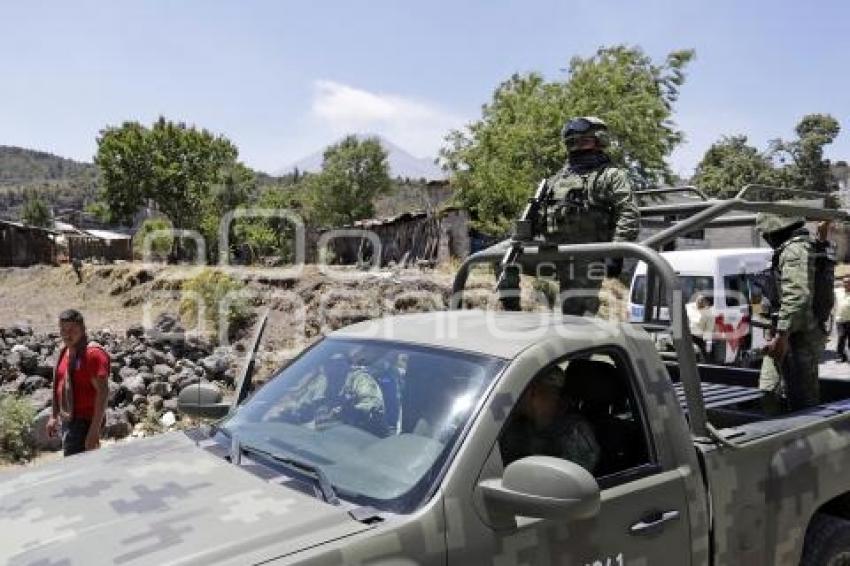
left=240, top=443, right=340, bottom=505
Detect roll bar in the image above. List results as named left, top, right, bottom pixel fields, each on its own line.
left=450, top=241, right=708, bottom=438
left=450, top=186, right=850, bottom=440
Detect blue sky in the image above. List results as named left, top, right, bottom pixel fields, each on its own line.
left=1, top=0, right=847, bottom=177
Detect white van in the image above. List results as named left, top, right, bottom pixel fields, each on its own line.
left=628, top=248, right=773, bottom=366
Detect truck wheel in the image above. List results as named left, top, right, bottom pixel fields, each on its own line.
left=801, top=513, right=850, bottom=566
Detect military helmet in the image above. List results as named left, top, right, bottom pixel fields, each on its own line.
left=755, top=212, right=805, bottom=235
left=562, top=116, right=610, bottom=150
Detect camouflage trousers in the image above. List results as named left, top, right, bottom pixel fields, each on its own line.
left=759, top=329, right=826, bottom=414
left=556, top=258, right=606, bottom=316
left=498, top=257, right=620, bottom=316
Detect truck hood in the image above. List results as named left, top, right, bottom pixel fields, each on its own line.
left=0, top=431, right=371, bottom=565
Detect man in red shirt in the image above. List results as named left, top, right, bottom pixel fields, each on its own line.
left=46, top=309, right=110, bottom=456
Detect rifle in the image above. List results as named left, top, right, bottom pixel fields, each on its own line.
left=496, top=178, right=555, bottom=310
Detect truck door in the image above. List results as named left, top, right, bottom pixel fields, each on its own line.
left=453, top=349, right=692, bottom=566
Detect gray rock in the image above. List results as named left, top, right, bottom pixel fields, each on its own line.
left=107, top=380, right=122, bottom=407
left=153, top=364, right=174, bottom=380
left=126, top=324, right=145, bottom=339
left=34, top=360, right=54, bottom=378
left=163, top=399, right=179, bottom=413
left=22, top=375, right=48, bottom=394
left=138, top=372, right=154, bottom=386
left=147, top=382, right=171, bottom=397
left=102, top=408, right=131, bottom=440
left=200, top=356, right=227, bottom=379
left=122, top=406, right=139, bottom=426
left=10, top=324, right=33, bottom=337
left=28, top=388, right=53, bottom=412
left=32, top=407, right=62, bottom=451
left=132, top=394, right=147, bottom=407
left=118, top=366, right=138, bottom=381
left=148, top=395, right=164, bottom=412
left=17, top=349, right=38, bottom=374
left=0, top=373, right=25, bottom=394
left=123, top=374, right=147, bottom=396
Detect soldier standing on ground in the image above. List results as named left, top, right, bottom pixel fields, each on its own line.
left=757, top=214, right=825, bottom=414
left=547, top=117, right=640, bottom=316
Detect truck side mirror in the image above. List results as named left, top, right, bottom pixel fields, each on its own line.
left=478, top=456, right=600, bottom=520
left=177, top=382, right=230, bottom=420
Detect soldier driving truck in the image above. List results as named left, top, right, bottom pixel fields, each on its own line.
left=6, top=192, right=850, bottom=566
left=495, top=116, right=640, bottom=315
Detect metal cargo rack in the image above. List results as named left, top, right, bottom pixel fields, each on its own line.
left=450, top=184, right=849, bottom=439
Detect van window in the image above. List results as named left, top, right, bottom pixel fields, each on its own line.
left=632, top=275, right=714, bottom=307
left=724, top=273, right=770, bottom=308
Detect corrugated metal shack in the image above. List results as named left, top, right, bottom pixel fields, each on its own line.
left=66, top=229, right=132, bottom=262
left=322, top=208, right=471, bottom=267
left=0, top=220, right=59, bottom=267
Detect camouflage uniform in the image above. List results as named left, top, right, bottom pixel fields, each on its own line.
left=757, top=214, right=825, bottom=413
left=547, top=160, right=640, bottom=315
left=500, top=410, right=600, bottom=472
left=273, top=368, right=387, bottom=435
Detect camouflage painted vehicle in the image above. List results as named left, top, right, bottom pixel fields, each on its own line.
left=3, top=190, right=850, bottom=565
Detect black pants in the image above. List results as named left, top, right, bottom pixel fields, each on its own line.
left=61, top=418, right=91, bottom=456
left=838, top=322, right=850, bottom=360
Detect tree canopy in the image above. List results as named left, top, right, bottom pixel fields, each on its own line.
left=94, top=117, right=254, bottom=232
left=696, top=114, right=842, bottom=201
left=692, top=136, right=779, bottom=199
left=300, top=135, right=393, bottom=227
left=770, top=113, right=841, bottom=193
left=440, top=45, right=695, bottom=233
left=20, top=194, right=50, bottom=227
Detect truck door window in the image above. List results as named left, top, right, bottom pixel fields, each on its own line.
left=498, top=351, right=653, bottom=486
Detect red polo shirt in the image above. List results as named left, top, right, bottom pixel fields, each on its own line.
left=55, top=346, right=110, bottom=420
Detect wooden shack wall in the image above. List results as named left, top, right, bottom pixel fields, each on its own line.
left=0, top=224, right=57, bottom=267
left=323, top=210, right=470, bottom=266
left=68, top=236, right=132, bottom=262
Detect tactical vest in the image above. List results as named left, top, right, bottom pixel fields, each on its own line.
left=547, top=166, right=617, bottom=244
left=764, top=232, right=834, bottom=333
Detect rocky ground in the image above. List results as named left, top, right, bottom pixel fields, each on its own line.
left=0, top=313, right=240, bottom=451
left=0, top=262, right=498, bottom=464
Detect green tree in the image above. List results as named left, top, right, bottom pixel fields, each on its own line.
left=770, top=113, right=841, bottom=194
left=693, top=135, right=780, bottom=198
left=301, top=135, right=393, bottom=226
left=229, top=184, right=303, bottom=263
left=133, top=217, right=174, bottom=261
left=21, top=194, right=51, bottom=227
left=95, top=117, right=253, bottom=237
left=441, top=46, right=695, bottom=233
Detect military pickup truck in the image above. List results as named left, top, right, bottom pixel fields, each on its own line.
left=3, top=194, right=850, bottom=565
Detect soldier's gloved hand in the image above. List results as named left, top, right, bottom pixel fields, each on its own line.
left=604, top=257, right=623, bottom=278
left=763, top=332, right=789, bottom=360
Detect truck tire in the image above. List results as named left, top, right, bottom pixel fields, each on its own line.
left=801, top=513, right=850, bottom=566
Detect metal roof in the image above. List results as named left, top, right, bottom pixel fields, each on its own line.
left=332, top=310, right=610, bottom=359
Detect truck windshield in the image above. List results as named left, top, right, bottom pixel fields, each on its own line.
left=219, top=337, right=505, bottom=513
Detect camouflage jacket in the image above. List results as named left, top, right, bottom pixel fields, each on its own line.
left=500, top=411, right=600, bottom=472
left=773, top=233, right=816, bottom=334
left=547, top=163, right=640, bottom=243
left=276, top=368, right=386, bottom=431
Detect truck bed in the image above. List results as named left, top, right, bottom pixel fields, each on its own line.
left=672, top=381, right=763, bottom=411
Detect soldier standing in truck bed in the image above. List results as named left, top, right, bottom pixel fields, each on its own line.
left=546, top=116, right=640, bottom=316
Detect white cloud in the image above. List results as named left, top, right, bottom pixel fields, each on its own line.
left=310, top=80, right=465, bottom=158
